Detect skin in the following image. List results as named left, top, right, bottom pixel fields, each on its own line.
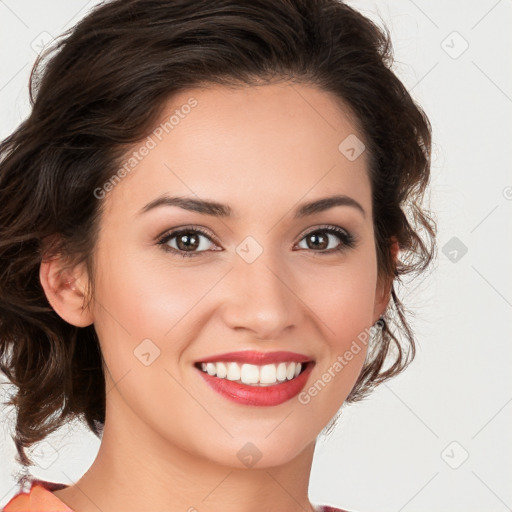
left=40, top=82, right=394, bottom=512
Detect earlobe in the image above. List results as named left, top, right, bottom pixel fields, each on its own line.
left=373, top=276, right=391, bottom=324
left=39, top=256, right=94, bottom=327
left=373, top=236, right=399, bottom=323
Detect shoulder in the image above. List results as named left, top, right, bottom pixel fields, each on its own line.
left=2, top=479, right=72, bottom=512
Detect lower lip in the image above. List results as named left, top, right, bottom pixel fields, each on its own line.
left=196, top=362, right=315, bottom=406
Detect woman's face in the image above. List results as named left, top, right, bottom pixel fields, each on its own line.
left=83, top=83, right=389, bottom=468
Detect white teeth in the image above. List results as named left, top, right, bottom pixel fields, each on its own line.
left=240, top=364, right=259, bottom=384
left=276, top=362, right=288, bottom=382
left=226, top=362, right=241, bottom=381
left=198, top=361, right=303, bottom=386
left=216, top=362, right=227, bottom=378
left=260, top=363, right=277, bottom=384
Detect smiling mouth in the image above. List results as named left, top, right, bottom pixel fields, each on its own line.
left=193, top=360, right=311, bottom=387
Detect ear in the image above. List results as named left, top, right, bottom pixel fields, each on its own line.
left=372, top=236, right=399, bottom=323
left=39, top=251, right=94, bottom=328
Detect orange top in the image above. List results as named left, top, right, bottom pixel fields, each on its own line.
left=2, top=480, right=73, bottom=512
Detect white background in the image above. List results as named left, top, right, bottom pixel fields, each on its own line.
left=1, top=1, right=511, bottom=511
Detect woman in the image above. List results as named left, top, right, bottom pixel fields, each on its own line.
left=0, top=0, right=436, bottom=511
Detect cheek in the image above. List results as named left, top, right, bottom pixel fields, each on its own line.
left=314, top=276, right=374, bottom=378
left=92, top=245, right=207, bottom=340
left=299, top=249, right=377, bottom=377
left=90, top=246, right=229, bottom=391
left=298, top=249, right=378, bottom=335
left=293, top=258, right=377, bottom=420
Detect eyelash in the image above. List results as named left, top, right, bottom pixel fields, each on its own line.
left=156, top=225, right=357, bottom=259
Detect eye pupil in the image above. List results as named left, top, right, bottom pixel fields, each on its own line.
left=177, top=232, right=199, bottom=251
left=308, top=232, right=328, bottom=250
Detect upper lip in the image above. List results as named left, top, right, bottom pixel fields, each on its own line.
left=196, top=350, right=313, bottom=365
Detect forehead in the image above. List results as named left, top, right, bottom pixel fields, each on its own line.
left=102, top=82, right=371, bottom=222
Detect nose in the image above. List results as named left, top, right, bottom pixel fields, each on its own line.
left=219, top=250, right=304, bottom=340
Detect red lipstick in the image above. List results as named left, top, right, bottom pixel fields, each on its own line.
left=194, top=351, right=315, bottom=407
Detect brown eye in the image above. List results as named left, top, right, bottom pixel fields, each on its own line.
left=175, top=231, right=201, bottom=251
left=157, top=227, right=217, bottom=258
left=296, top=226, right=356, bottom=254
left=305, top=232, right=329, bottom=250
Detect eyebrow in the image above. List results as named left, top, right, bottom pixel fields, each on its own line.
left=139, top=194, right=366, bottom=219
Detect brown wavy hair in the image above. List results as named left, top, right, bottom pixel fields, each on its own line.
left=0, top=0, right=436, bottom=467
